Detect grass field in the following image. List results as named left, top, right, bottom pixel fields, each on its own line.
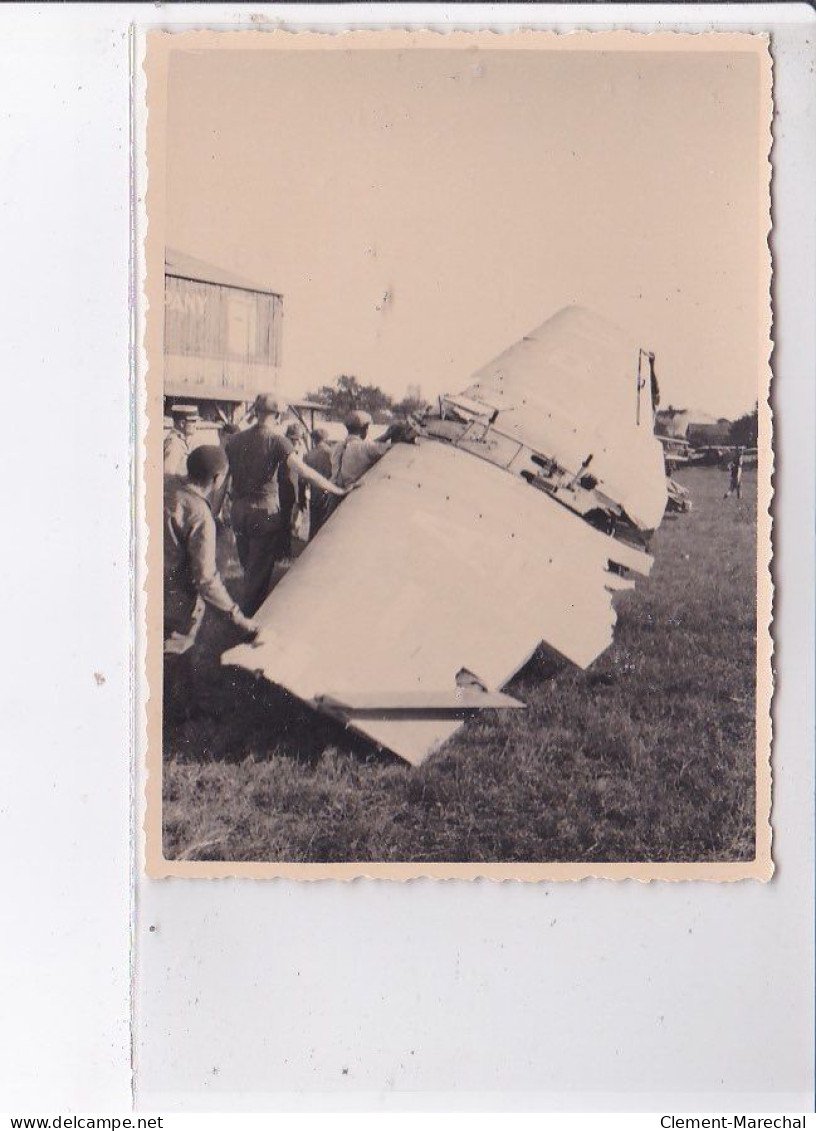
left=162, top=465, right=758, bottom=864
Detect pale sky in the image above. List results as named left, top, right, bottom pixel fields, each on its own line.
left=165, top=44, right=765, bottom=418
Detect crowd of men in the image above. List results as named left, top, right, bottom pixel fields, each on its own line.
left=163, top=394, right=415, bottom=658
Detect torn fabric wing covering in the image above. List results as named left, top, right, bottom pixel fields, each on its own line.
left=462, top=305, right=668, bottom=530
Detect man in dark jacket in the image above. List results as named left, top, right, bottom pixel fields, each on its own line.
left=723, top=447, right=744, bottom=501
left=226, top=395, right=349, bottom=615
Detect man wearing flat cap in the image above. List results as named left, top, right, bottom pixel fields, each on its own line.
left=226, top=393, right=350, bottom=615
left=164, top=444, right=259, bottom=656
left=164, top=403, right=199, bottom=478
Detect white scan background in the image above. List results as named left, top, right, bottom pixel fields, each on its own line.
left=0, top=2, right=812, bottom=1113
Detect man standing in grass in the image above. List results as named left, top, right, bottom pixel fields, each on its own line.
left=723, top=447, right=744, bottom=501
left=226, top=394, right=350, bottom=615
left=279, top=420, right=308, bottom=553
left=164, top=444, right=260, bottom=656
left=303, top=426, right=335, bottom=538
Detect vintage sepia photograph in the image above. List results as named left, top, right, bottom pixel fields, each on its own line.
left=142, top=31, right=772, bottom=878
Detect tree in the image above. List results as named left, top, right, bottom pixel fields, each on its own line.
left=357, top=382, right=394, bottom=419
left=306, top=375, right=361, bottom=417
left=730, top=403, right=758, bottom=448
left=393, top=395, right=428, bottom=418
left=305, top=375, right=394, bottom=422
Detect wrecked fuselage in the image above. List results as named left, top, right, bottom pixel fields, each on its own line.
left=223, top=306, right=668, bottom=765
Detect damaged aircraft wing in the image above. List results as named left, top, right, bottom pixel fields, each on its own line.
left=222, top=305, right=668, bottom=766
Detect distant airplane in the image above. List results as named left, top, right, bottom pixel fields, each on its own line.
left=223, top=306, right=668, bottom=765
left=688, top=444, right=758, bottom=468
left=657, top=433, right=692, bottom=470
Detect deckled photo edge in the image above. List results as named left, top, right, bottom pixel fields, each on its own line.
left=137, top=27, right=774, bottom=882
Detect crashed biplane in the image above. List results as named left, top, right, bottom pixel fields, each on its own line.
left=223, top=305, right=668, bottom=765
left=658, top=433, right=692, bottom=471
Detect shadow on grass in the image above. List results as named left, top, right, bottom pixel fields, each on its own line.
left=165, top=635, right=569, bottom=772
left=164, top=658, right=397, bottom=770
